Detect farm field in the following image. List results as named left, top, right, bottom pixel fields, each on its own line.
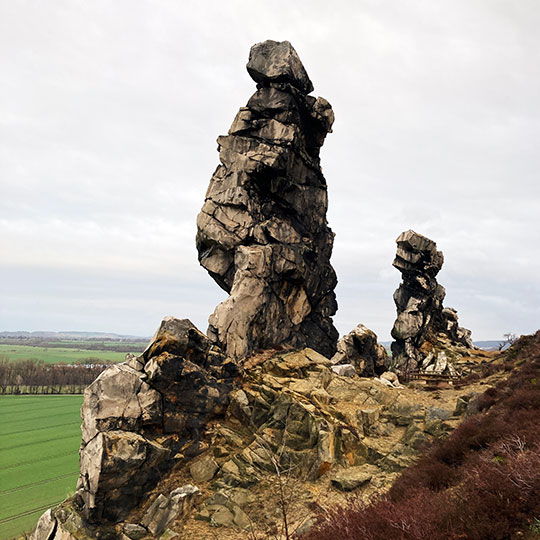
left=0, top=344, right=132, bottom=364
left=0, top=395, right=83, bottom=539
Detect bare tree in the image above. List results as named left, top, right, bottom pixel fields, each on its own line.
left=498, top=333, right=517, bottom=351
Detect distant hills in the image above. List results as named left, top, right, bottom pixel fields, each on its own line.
left=0, top=332, right=506, bottom=350
left=0, top=330, right=149, bottom=341
left=380, top=340, right=506, bottom=351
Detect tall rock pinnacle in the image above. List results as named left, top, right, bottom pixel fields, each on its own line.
left=391, top=230, right=473, bottom=373
left=196, top=40, right=338, bottom=360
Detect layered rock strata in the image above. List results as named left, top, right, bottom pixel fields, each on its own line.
left=196, top=39, right=338, bottom=360
left=391, top=230, right=473, bottom=373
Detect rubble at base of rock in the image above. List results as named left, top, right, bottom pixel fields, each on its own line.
left=390, top=230, right=474, bottom=374
left=196, top=39, right=339, bottom=361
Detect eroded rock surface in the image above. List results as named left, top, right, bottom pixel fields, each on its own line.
left=197, top=39, right=338, bottom=360
left=33, top=343, right=487, bottom=540
left=391, top=230, right=474, bottom=373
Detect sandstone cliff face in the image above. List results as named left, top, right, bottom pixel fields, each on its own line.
left=196, top=39, right=338, bottom=361
left=391, top=230, right=474, bottom=373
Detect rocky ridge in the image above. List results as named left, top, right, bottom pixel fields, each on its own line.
left=196, top=39, right=338, bottom=360
left=34, top=328, right=493, bottom=540
left=391, top=230, right=474, bottom=374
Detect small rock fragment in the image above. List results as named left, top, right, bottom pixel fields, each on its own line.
left=189, top=454, right=219, bottom=483
left=331, top=364, right=356, bottom=377
left=331, top=464, right=379, bottom=491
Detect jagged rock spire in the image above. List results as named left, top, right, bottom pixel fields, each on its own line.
left=391, top=230, right=473, bottom=372
left=196, top=40, right=338, bottom=360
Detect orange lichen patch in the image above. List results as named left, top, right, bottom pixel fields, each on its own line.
left=318, top=461, right=332, bottom=477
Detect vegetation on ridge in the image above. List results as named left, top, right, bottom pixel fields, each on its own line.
left=305, top=332, right=540, bottom=540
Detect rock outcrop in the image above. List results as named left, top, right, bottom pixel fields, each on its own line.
left=39, top=317, right=238, bottom=539
left=33, top=346, right=482, bottom=540
left=29, top=42, right=494, bottom=540
left=391, top=230, right=474, bottom=373
left=196, top=39, right=338, bottom=361
left=331, top=324, right=390, bottom=377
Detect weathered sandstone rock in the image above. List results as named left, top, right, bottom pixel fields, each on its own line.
left=79, top=430, right=170, bottom=522
left=74, top=317, right=237, bottom=524
left=391, top=230, right=473, bottom=372
left=33, top=344, right=470, bottom=540
left=31, top=509, right=56, bottom=540
left=331, top=324, right=389, bottom=376
left=197, top=39, right=338, bottom=360
left=331, top=464, right=379, bottom=491
left=80, top=363, right=161, bottom=444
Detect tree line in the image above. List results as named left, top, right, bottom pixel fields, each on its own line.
left=0, top=358, right=111, bottom=394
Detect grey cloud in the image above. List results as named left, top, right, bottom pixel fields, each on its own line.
left=1, top=1, right=539, bottom=341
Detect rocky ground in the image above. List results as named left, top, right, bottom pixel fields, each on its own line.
left=38, top=340, right=498, bottom=540
left=174, top=347, right=500, bottom=540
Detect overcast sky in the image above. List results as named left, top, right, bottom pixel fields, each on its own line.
left=1, top=0, right=539, bottom=341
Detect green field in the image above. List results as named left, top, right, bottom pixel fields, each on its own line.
left=0, top=395, right=83, bottom=539
left=0, top=344, right=130, bottom=364
left=55, top=340, right=145, bottom=348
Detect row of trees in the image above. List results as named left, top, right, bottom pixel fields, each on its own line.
left=0, top=358, right=110, bottom=394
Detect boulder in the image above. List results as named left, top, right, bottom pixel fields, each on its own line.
left=190, top=454, right=219, bottom=483
left=380, top=371, right=400, bottom=386
left=123, top=523, right=148, bottom=540
left=142, top=317, right=214, bottom=364
left=81, top=363, right=161, bottom=444
left=331, top=324, right=389, bottom=376
left=200, top=490, right=252, bottom=529
left=197, top=40, right=338, bottom=360
left=331, top=363, right=356, bottom=377
left=331, top=464, right=379, bottom=491
left=144, top=349, right=237, bottom=434
left=246, top=40, right=314, bottom=94
left=79, top=430, right=170, bottom=522
left=31, top=509, right=56, bottom=540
